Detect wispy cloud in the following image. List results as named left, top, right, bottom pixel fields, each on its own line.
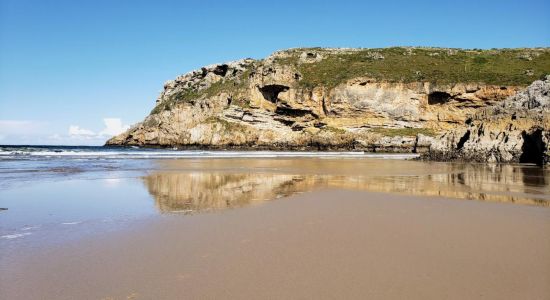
left=0, top=118, right=130, bottom=145
left=0, top=120, right=53, bottom=145
left=0, top=120, right=49, bottom=135
left=68, top=118, right=130, bottom=140
left=48, top=134, right=62, bottom=141
left=68, top=125, right=96, bottom=138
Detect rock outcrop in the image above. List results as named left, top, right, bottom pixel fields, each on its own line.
left=106, top=47, right=550, bottom=158
left=427, top=76, right=550, bottom=165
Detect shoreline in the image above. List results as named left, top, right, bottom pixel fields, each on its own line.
left=101, top=144, right=550, bottom=166
left=4, top=143, right=540, bottom=166
left=103, top=142, right=430, bottom=153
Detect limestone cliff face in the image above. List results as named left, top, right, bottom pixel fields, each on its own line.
left=106, top=47, right=548, bottom=154
left=427, top=76, right=550, bottom=165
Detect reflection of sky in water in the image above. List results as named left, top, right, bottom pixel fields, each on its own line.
left=0, top=178, right=154, bottom=228
left=0, top=178, right=155, bottom=248
left=0, top=158, right=154, bottom=189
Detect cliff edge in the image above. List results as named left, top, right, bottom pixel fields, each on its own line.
left=427, top=75, right=550, bottom=165
left=106, top=47, right=550, bottom=160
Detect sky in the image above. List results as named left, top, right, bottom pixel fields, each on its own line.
left=1, top=0, right=549, bottom=145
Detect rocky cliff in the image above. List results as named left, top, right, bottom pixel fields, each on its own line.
left=427, top=75, right=550, bottom=165
left=106, top=47, right=550, bottom=155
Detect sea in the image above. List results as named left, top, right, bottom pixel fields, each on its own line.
left=0, top=145, right=418, bottom=186
left=0, top=145, right=418, bottom=159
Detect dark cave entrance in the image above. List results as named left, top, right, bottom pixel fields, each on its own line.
left=428, top=92, right=452, bottom=105
left=456, top=130, right=470, bottom=150
left=520, top=129, right=545, bottom=166
left=274, top=107, right=312, bottom=117
left=259, top=84, right=289, bottom=103
left=212, top=64, right=229, bottom=76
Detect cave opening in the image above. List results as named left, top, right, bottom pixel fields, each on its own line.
left=274, top=107, right=312, bottom=118
left=456, top=130, right=470, bottom=150
left=520, top=129, right=545, bottom=166
left=428, top=92, right=452, bottom=105
left=212, top=64, right=229, bottom=76
left=259, top=85, right=289, bottom=103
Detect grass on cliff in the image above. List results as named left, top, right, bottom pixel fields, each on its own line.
left=205, top=116, right=249, bottom=132
left=370, top=127, right=437, bottom=137
left=274, top=47, right=550, bottom=88
left=322, top=126, right=347, bottom=134
left=151, top=67, right=254, bottom=114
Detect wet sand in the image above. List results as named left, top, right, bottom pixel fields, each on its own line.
left=1, top=158, right=549, bottom=299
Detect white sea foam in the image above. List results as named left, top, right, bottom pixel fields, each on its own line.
left=0, top=147, right=419, bottom=160
left=21, top=226, right=40, bottom=231
left=1, top=232, right=32, bottom=239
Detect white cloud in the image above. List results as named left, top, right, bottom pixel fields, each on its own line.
left=0, top=118, right=130, bottom=145
left=67, top=118, right=129, bottom=141
left=98, top=118, right=129, bottom=137
left=68, top=125, right=96, bottom=138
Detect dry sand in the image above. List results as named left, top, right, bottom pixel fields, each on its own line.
left=2, top=189, right=549, bottom=299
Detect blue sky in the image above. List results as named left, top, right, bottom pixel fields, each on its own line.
left=1, top=0, right=549, bottom=145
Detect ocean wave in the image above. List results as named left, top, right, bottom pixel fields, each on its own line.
left=0, top=146, right=419, bottom=160
left=1, top=232, right=32, bottom=240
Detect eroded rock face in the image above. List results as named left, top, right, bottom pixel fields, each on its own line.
left=106, top=47, right=546, bottom=156
left=427, top=76, right=550, bottom=165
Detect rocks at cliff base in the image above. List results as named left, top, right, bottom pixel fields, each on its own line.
left=427, top=76, right=550, bottom=165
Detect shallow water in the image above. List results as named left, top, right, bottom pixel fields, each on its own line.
left=1, top=154, right=549, bottom=299
left=1, top=156, right=548, bottom=246
left=0, top=146, right=414, bottom=188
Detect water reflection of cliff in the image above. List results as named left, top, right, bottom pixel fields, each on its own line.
left=142, top=159, right=550, bottom=213
left=143, top=172, right=313, bottom=213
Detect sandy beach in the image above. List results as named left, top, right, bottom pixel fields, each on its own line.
left=1, top=157, right=549, bottom=299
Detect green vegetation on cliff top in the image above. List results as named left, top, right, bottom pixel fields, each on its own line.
left=275, top=47, right=550, bottom=88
